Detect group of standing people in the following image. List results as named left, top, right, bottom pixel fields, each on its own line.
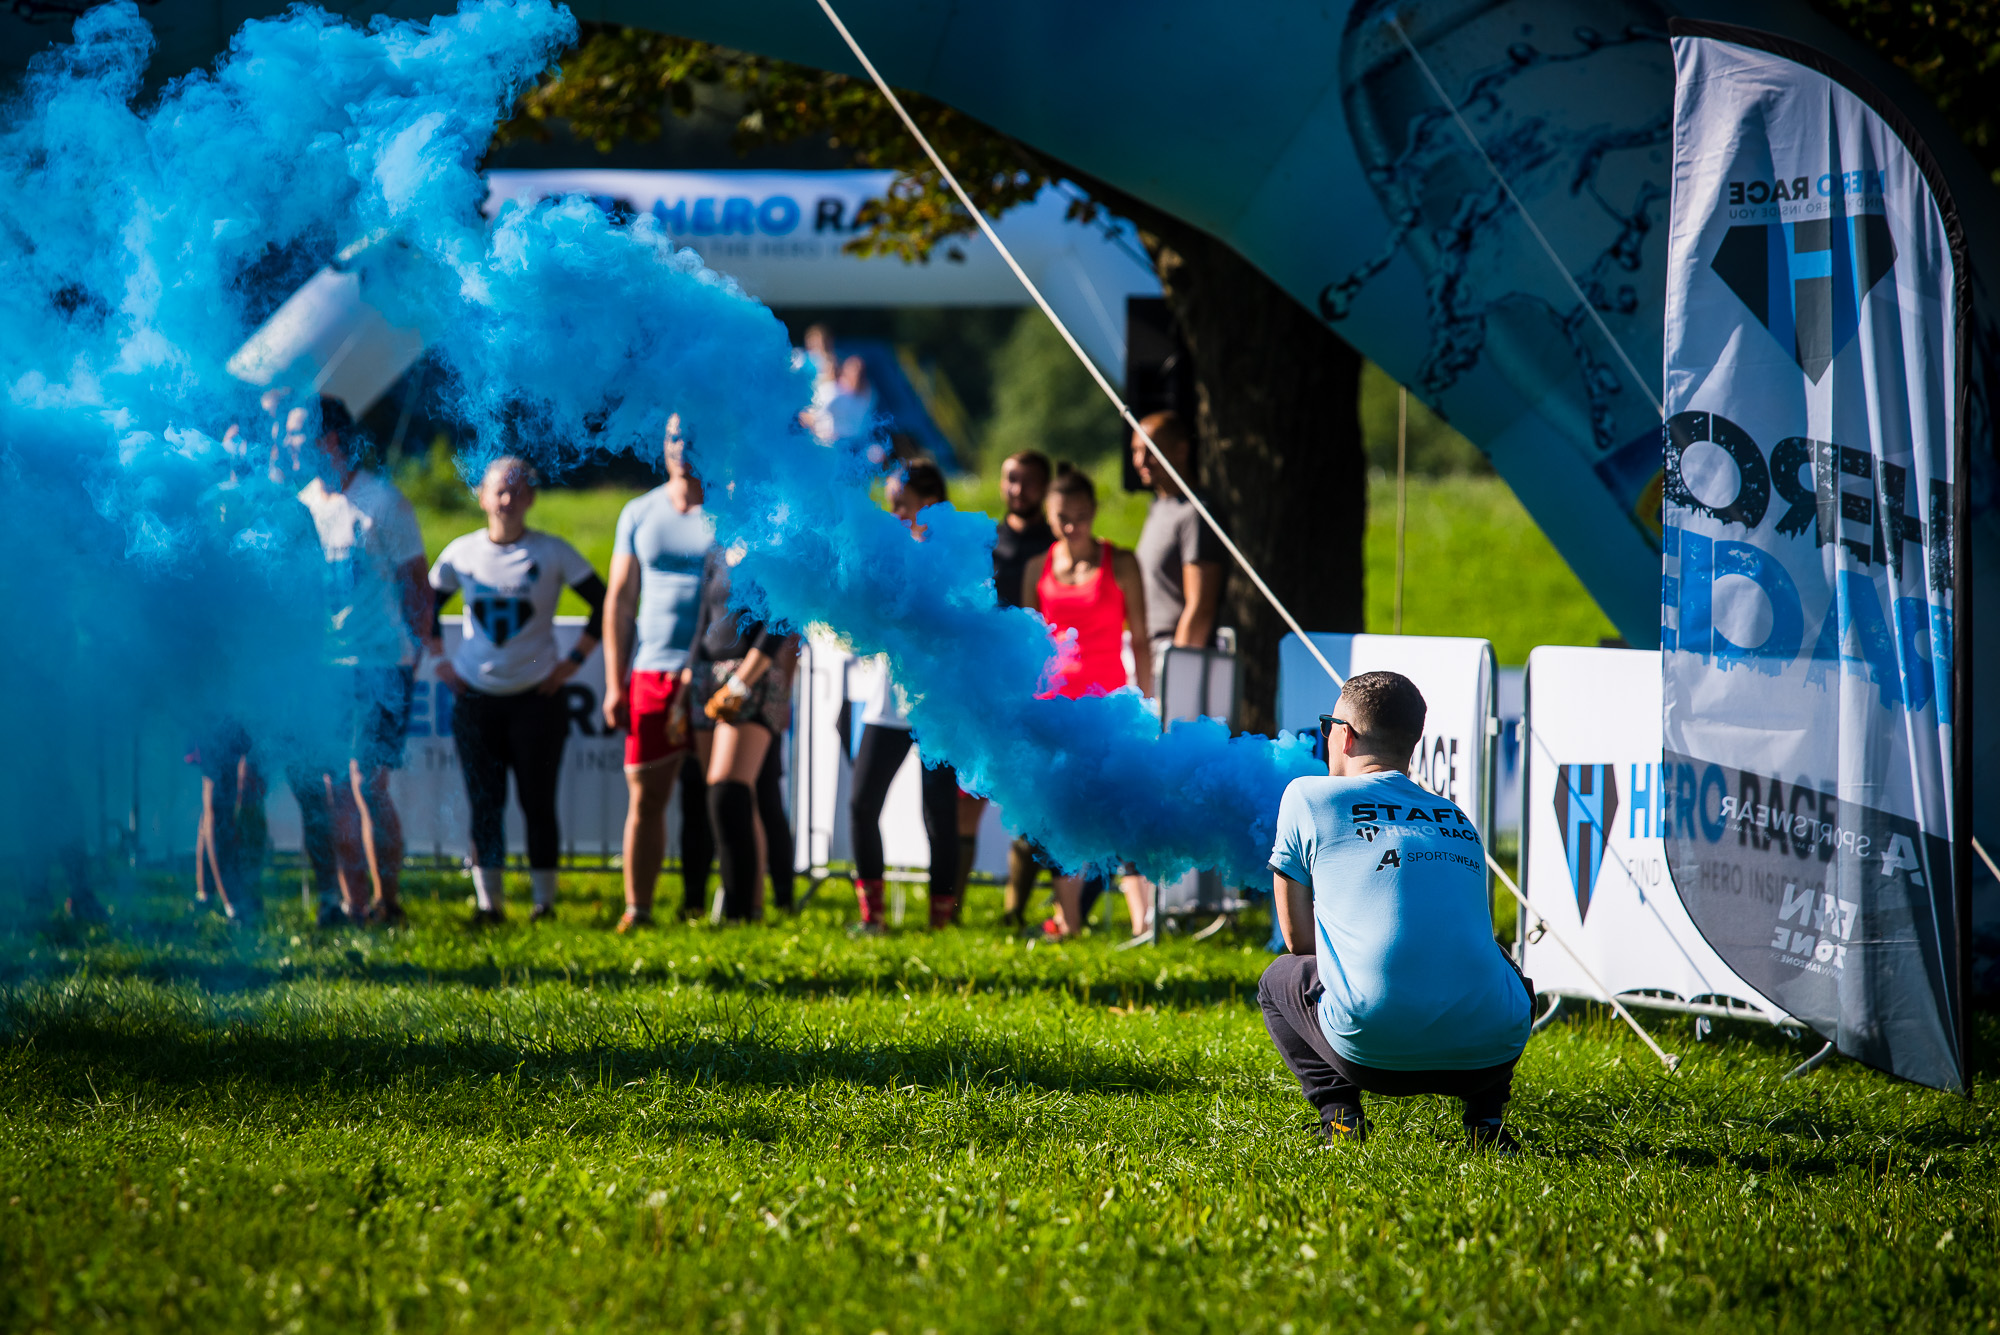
left=190, top=380, right=1229, bottom=940
left=868, top=408, right=1232, bottom=940
left=603, top=419, right=798, bottom=931
left=193, top=397, right=802, bottom=931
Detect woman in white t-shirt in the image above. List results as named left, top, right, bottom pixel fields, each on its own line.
left=430, top=458, right=607, bottom=924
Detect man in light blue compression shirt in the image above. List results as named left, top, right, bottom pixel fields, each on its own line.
left=1260, top=670, right=1532, bottom=1151
left=603, top=419, right=715, bottom=930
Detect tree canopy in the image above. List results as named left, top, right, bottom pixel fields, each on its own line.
left=499, top=26, right=1061, bottom=264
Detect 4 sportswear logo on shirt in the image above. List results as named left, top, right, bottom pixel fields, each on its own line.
left=1377, top=847, right=1481, bottom=873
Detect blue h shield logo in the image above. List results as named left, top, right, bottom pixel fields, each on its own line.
left=1710, top=212, right=1896, bottom=382
left=1554, top=764, right=1620, bottom=923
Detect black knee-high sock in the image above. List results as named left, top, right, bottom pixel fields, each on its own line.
left=707, top=779, right=759, bottom=922
left=756, top=742, right=794, bottom=911
left=679, top=752, right=713, bottom=915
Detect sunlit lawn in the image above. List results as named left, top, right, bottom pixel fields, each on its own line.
left=0, top=872, right=1993, bottom=1334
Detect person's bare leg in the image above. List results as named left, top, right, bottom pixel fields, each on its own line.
left=195, top=776, right=217, bottom=904
left=622, top=763, right=677, bottom=918
left=1121, top=873, right=1152, bottom=938
left=1052, top=873, right=1085, bottom=938
left=350, top=761, right=404, bottom=911
left=326, top=772, right=370, bottom=917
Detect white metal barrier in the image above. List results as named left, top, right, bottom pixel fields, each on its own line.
left=1518, top=646, right=1789, bottom=1030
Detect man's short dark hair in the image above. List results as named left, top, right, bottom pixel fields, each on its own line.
left=1340, top=671, right=1426, bottom=763
left=898, top=459, right=948, bottom=505
left=1005, top=449, right=1051, bottom=482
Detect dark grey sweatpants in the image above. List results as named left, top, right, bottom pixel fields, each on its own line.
left=1258, top=953, right=1518, bottom=1124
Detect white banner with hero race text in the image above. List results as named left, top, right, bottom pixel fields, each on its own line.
left=1520, top=645, right=1779, bottom=1016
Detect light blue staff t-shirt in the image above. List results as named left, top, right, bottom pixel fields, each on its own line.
left=613, top=489, right=713, bottom=673
left=1270, top=771, right=1531, bottom=1072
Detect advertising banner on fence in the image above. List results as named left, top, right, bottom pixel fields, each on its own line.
left=1521, top=646, right=1778, bottom=1017
left=1663, top=24, right=1968, bottom=1088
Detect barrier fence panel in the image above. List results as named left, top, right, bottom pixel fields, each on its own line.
left=1276, top=633, right=1498, bottom=841
left=126, top=618, right=689, bottom=873
left=1520, top=645, right=1783, bottom=1023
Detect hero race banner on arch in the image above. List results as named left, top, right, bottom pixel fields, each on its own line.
left=1661, top=25, right=1969, bottom=1090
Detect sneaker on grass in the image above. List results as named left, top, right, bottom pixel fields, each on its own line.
left=1322, top=1106, right=1371, bottom=1146
left=615, top=909, right=653, bottom=935
left=1466, top=1119, right=1522, bottom=1155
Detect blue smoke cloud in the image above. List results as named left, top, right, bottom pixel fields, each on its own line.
left=0, top=0, right=1315, bottom=898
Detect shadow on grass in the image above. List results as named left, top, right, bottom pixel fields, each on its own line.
left=1, top=934, right=1269, bottom=1011
left=0, top=992, right=1207, bottom=1116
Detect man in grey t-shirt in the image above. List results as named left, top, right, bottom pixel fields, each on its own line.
left=1131, top=410, right=1228, bottom=692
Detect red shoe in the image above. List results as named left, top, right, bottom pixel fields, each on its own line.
left=853, top=879, right=887, bottom=933
left=928, top=894, right=960, bottom=930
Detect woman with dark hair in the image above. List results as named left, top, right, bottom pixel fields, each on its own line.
left=1021, top=463, right=1153, bottom=939
left=846, top=461, right=963, bottom=932
left=430, top=457, right=607, bottom=924
left=687, top=541, right=798, bottom=922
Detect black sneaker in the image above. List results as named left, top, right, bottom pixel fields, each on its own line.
left=364, top=900, right=407, bottom=928
left=528, top=903, right=556, bottom=924
left=1466, top=1119, right=1522, bottom=1155
left=1322, top=1106, right=1370, bottom=1146
left=469, top=907, right=507, bottom=928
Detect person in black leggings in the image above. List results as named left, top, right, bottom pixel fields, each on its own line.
left=847, top=462, right=961, bottom=931
left=430, top=457, right=606, bottom=924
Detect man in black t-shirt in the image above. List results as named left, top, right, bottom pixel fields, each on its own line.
left=981, top=449, right=1052, bottom=924
left=990, top=449, right=1052, bottom=608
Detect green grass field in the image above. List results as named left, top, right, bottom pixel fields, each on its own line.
left=425, top=468, right=1615, bottom=663
left=2, top=877, right=1994, bottom=1334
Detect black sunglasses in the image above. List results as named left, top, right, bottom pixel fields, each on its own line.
left=1314, top=714, right=1356, bottom=760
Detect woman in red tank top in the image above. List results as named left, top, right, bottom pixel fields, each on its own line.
left=1021, top=464, right=1154, bottom=939
left=1022, top=466, right=1153, bottom=700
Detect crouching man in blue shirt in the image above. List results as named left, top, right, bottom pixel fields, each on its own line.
left=1260, top=670, right=1532, bottom=1151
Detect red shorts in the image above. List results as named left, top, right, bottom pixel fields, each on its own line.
left=623, top=670, right=689, bottom=770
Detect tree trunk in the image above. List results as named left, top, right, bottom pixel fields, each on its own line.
left=1143, top=223, right=1367, bottom=737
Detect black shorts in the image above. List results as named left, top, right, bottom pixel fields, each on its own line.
left=341, top=666, right=415, bottom=771
left=185, top=720, right=253, bottom=781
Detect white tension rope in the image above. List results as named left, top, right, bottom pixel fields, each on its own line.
left=811, top=0, right=1679, bottom=1070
